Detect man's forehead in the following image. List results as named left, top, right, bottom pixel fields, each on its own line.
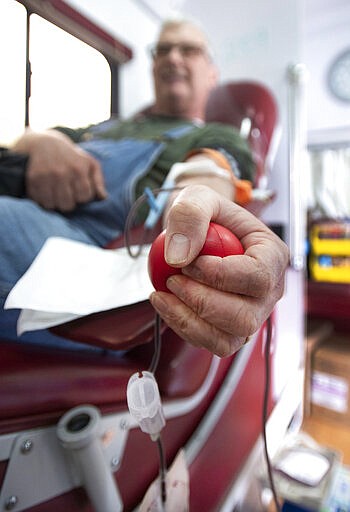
left=158, top=23, right=207, bottom=46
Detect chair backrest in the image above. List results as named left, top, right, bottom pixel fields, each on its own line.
left=205, top=80, right=280, bottom=188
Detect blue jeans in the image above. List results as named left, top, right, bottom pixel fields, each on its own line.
left=0, top=138, right=165, bottom=349
left=0, top=197, right=107, bottom=350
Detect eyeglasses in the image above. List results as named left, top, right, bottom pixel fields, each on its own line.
left=150, top=42, right=207, bottom=59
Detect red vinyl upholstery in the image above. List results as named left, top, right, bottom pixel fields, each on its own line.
left=0, top=328, right=216, bottom=434
left=206, top=80, right=279, bottom=186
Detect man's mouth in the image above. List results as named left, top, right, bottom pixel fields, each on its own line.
left=160, top=69, right=187, bottom=84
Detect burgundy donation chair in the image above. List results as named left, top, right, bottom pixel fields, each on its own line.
left=206, top=80, right=280, bottom=187
left=0, top=80, right=280, bottom=512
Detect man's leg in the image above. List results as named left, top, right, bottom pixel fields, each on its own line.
left=0, top=196, right=106, bottom=350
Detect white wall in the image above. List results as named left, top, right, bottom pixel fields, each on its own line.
left=304, top=0, right=350, bottom=134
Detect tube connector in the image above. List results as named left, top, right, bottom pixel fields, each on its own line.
left=127, top=371, right=165, bottom=440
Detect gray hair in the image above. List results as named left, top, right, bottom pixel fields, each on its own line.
left=156, top=17, right=215, bottom=60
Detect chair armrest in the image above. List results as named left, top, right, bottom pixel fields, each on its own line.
left=51, top=300, right=158, bottom=351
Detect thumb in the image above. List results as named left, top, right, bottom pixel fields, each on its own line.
left=164, top=185, right=221, bottom=267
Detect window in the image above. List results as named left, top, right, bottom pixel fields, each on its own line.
left=0, top=0, right=27, bottom=145
left=29, top=14, right=111, bottom=131
left=0, top=1, right=112, bottom=145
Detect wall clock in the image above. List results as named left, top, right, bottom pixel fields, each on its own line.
left=327, top=48, right=350, bottom=103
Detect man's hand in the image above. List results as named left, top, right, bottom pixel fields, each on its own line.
left=149, top=185, right=289, bottom=357
left=12, top=129, right=107, bottom=211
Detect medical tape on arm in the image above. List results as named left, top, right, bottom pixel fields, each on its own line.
left=144, top=160, right=232, bottom=229
left=171, top=158, right=254, bottom=207
left=185, top=147, right=253, bottom=206
left=172, top=160, right=254, bottom=206
left=172, top=160, right=234, bottom=183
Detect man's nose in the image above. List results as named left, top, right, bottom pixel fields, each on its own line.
left=166, top=45, right=184, bottom=60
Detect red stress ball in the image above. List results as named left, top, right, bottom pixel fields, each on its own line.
left=148, top=222, right=244, bottom=292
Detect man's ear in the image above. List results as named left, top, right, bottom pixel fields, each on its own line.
left=209, top=63, right=219, bottom=89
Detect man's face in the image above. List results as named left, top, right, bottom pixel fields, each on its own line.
left=152, top=23, right=218, bottom=119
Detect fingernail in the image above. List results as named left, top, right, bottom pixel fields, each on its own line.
left=149, top=292, right=168, bottom=314
left=165, top=275, right=181, bottom=294
left=166, top=233, right=190, bottom=265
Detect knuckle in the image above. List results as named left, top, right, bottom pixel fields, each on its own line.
left=210, top=260, right=227, bottom=290
left=219, top=345, right=235, bottom=358
left=72, top=164, right=87, bottom=179
left=176, top=311, right=193, bottom=333
left=76, top=181, right=92, bottom=199
left=244, top=309, right=260, bottom=335
left=48, top=166, right=69, bottom=184
left=76, top=190, right=89, bottom=202
left=181, top=284, right=219, bottom=325
left=191, top=291, right=209, bottom=318
left=228, top=303, right=260, bottom=337
left=213, top=339, right=231, bottom=358
left=163, top=302, right=193, bottom=334
left=169, top=199, right=206, bottom=226
left=247, top=263, right=273, bottom=298
left=27, top=170, right=43, bottom=186
left=210, top=331, right=240, bottom=358
left=277, top=237, right=290, bottom=265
